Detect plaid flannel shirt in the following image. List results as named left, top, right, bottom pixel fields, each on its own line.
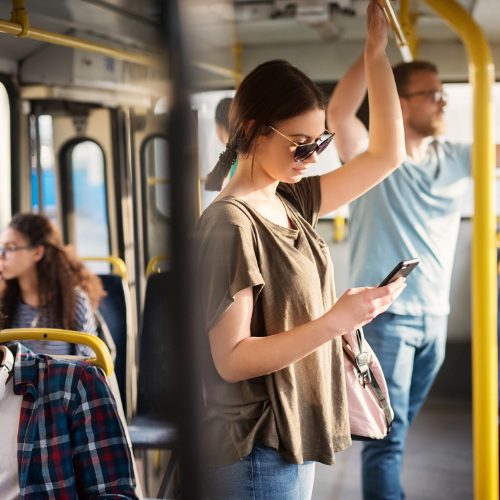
left=11, top=342, right=138, bottom=499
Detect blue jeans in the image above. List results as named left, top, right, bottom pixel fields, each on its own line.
left=361, top=312, right=447, bottom=500
left=205, top=443, right=315, bottom=499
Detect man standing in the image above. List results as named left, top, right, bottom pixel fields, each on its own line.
left=328, top=56, right=500, bottom=499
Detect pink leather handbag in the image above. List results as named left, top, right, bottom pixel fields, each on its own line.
left=342, top=328, right=394, bottom=441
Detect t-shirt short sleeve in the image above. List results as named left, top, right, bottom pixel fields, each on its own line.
left=277, top=176, right=322, bottom=227
left=198, top=204, right=265, bottom=331
left=451, top=142, right=472, bottom=178
left=438, top=141, right=471, bottom=180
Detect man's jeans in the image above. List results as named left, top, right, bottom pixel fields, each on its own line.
left=361, top=312, right=447, bottom=500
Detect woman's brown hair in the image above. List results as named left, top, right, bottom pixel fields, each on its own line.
left=205, top=59, right=325, bottom=191
left=0, top=213, right=105, bottom=329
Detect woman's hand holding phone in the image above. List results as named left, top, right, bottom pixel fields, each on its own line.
left=326, top=278, right=406, bottom=337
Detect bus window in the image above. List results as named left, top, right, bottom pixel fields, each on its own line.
left=443, top=82, right=500, bottom=216
left=154, top=96, right=168, bottom=115
left=142, top=135, right=170, bottom=269
left=0, top=83, right=10, bottom=228
left=192, top=90, right=235, bottom=210
left=146, top=137, right=169, bottom=218
left=30, top=115, right=58, bottom=221
left=65, top=140, right=110, bottom=257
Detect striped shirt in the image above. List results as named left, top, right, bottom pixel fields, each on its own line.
left=12, top=342, right=138, bottom=499
left=11, top=288, right=97, bottom=356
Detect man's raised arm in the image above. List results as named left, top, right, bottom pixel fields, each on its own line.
left=327, top=54, right=369, bottom=162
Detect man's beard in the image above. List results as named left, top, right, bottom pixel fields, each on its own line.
left=408, top=114, right=445, bottom=137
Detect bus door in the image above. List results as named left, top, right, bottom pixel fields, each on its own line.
left=130, top=108, right=169, bottom=285
left=28, top=103, right=119, bottom=262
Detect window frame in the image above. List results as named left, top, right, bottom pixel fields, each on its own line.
left=59, top=136, right=112, bottom=253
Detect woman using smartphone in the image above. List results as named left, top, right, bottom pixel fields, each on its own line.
left=198, top=1, right=406, bottom=498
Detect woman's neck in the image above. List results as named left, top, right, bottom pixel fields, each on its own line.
left=18, top=272, right=40, bottom=307
left=218, top=157, right=279, bottom=202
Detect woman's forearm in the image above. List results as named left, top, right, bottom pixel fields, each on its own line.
left=216, top=315, right=337, bottom=383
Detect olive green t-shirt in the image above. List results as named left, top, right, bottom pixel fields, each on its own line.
left=197, top=176, right=351, bottom=466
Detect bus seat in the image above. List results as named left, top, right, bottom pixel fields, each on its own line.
left=98, top=273, right=130, bottom=408
left=95, top=309, right=117, bottom=362
left=128, top=272, right=178, bottom=498
left=0, top=328, right=145, bottom=499
left=83, top=256, right=137, bottom=419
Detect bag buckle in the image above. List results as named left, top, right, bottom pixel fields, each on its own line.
left=355, top=351, right=372, bottom=386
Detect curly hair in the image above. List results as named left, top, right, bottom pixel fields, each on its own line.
left=0, top=213, right=105, bottom=330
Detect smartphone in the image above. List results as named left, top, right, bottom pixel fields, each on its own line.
left=378, top=258, right=420, bottom=287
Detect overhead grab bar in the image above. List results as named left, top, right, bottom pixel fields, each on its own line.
left=10, top=0, right=29, bottom=37
left=377, top=0, right=413, bottom=62
left=0, top=0, right=160, bottom=68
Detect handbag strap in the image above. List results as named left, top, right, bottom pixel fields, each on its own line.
left=343, top=328, right=394, bottom=427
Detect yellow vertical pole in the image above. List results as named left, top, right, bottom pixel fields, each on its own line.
left=232, top=42, right=243, bottom=88
left=424, top=2, right=497, bottom=499
left=399, top=0, right=420, bottom=58
left=333, top=214, right=346, bottom=243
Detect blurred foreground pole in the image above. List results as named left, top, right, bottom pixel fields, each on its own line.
left=162, top=0, right=204, bottom=498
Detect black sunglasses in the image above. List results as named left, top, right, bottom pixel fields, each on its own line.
left=268, top=125, right=335, bottom=162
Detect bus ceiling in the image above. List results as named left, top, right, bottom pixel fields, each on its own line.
left=0, top=0, right=162, bottom=68
left=185, top=0, right=500, bottom=87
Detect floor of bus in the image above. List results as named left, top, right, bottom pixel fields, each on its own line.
left=312, top=398, right=472, bottom=500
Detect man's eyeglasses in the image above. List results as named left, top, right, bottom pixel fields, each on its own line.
left=400, top=90, right=448, bottom=104
left=0, top=244, right=33, bottom=259
left=268, top=125, right=335, bottom=162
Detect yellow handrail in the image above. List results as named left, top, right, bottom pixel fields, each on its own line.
left=0, top=328, right=114, bottom=376
left=333, top=214, right=346, bottom=243
left=10, top=0, right=29, bottom=37
left=191, top=60, right=242, bottom=81
left=1, top=0, right=243, bottom=83
left=232, top=42, right=244, bottom=87
left=399, top=0, right=419, bottom=58
left=82, top=256, right=127, bottom=280
left=0, top=0, right=160, bottom=68
left=146, top=255, right=170, bottom=277
left=424, top=2, right=498, bottom=499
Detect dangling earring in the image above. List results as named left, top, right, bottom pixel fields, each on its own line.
left=0, top=345, right=14, bottom=400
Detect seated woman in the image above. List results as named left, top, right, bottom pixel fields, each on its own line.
left=0, top=213, right=105, bottom=355
left=0, top=340, right=138, bottom=499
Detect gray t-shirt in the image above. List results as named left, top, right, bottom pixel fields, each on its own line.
left=349, top=140, right=471, bottom=316
left=198, top=176, right=351, bottom=467
left=12, top=288, right=97, bottom=356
